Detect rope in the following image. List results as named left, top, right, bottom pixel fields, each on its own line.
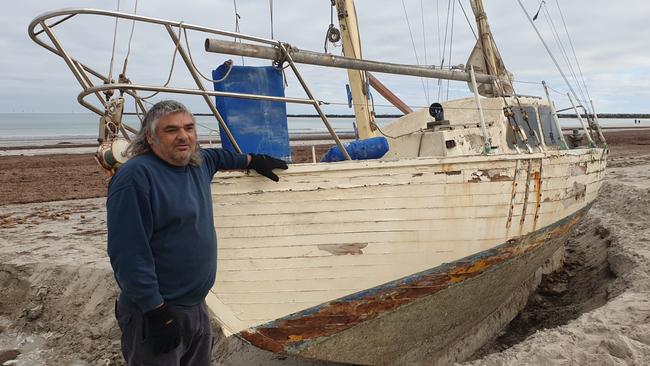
left=139, top=23, right=184, bottom=100
left=324, top=2, right=341, bottom=53
left=233, top=0, right=244, bottom=65
left=182, top=27, right=234, bottom=83
left=401, top=0, right=429, bottom=103
left=373, top=123, right=425, bottom=140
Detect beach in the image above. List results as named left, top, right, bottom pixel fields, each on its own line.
left=0, top=129, right=649, bottom=365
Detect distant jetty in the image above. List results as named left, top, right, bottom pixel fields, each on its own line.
left=557, top=113, right=650, bottom=119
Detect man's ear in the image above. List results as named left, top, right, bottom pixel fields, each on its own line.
left=146, top=132, right=154, bottom=145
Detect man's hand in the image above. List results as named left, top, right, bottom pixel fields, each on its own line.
left=248, top=154, right=288, bottom=182
left=143, top=303, right=181, bottom=355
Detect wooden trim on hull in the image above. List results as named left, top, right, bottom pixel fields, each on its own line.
left=238, top=202, right=592, bottom=364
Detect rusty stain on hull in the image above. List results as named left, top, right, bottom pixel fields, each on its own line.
left=532, top=159, right=543, bottom=231
left=506, top=159, right=521, bottom=230
left=239, top=205, right=590, bottom=355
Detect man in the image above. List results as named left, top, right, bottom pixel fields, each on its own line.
left=107, top=100, right=287, bottom=365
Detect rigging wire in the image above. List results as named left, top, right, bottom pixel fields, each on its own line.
left=436, top=0, right=442, bottom=72
left=539, top=1, right=589, bottom=109
left=445, top=0, right=456, bottom=101
left=120, top=0, right=139, bottom=76
left=323, top=100, right=504, bottom=111
left=516, top=0, right=582, bottom=111
left=108, top=0, right=121, bottom=84
left=420, top=0, right=430, bottom=104
left=437, top=0, right=453, bottom=101
left=457, top=0, right=477, bottom=41
left=554, top=0, right=592, bottom=106
left=401, top=0, right=429, bottom=103
left=269, top=0, right=274, bottom=39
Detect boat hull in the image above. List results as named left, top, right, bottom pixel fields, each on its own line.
left=208, top=147, right=607, bottom=364
left=243, top=204, right=588, bottom=365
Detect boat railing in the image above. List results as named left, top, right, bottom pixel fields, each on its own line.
left=28, top=8, right=503, bottom=161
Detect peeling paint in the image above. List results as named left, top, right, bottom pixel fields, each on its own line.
left=568, top=162, right=588, bottom=176
left=469, top=169, right=512, bottom=183
left=436, top=170, right=462, bottom=176
left=560, top=182, right=587, bottom=208
left=317, top=243, right=368, bottom=255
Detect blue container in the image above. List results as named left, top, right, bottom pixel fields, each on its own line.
left=212, top=63, right=291, bottom=162
left=320, top=136, right=389, bottom=162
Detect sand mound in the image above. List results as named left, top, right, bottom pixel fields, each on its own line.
left=0, top=263, right=121, bottom=365
left=465, top=164, right=650, bottom=365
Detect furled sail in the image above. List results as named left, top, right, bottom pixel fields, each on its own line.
left=466, top=0, right=514, bottom=97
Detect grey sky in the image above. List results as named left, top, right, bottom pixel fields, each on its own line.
left=2, top=0, right=649, bottom=114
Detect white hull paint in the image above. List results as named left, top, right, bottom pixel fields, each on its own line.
left=207, top=148, right=607, bottom=337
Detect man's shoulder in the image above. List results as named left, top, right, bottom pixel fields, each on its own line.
left=115, top=154, right=156, bottom=177
left=108, top=155, right=156, bottom=194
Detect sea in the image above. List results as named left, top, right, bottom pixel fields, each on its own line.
left=0, top=113, right=646, bottom=147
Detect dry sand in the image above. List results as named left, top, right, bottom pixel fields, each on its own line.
left=0, top=130, right=649, bottom=365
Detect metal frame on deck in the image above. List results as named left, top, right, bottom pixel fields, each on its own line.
left=28, top=8, right=355, bottom=158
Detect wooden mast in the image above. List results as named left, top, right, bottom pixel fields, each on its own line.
left=335, top=0, right=375, bottom=139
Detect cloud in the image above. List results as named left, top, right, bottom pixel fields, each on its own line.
left=3, top=0, right=649, bottom=113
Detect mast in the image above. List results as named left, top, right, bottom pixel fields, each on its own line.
left=467, top=0, right=514, bottom=97
left=334, top=0, right=375, bottom=139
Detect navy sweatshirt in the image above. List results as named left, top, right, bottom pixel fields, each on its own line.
left=106, top=148, right=248, bottom=312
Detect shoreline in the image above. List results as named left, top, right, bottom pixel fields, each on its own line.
left=1, top=128, right=649, bottom=206
left=2, top=126, right=650, bottom=155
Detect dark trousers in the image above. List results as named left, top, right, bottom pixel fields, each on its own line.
left=115, top=297, right=213, bottom=366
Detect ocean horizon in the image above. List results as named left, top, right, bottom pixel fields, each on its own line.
left=0, top=113, right=645, bottom=145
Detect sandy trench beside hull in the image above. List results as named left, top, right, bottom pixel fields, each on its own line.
left=206, top=147, right=606, bottom=364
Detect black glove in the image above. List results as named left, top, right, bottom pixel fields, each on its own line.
left=248, top=154, right=288, bottom=182
left=143, top=303, right=181, bottom=355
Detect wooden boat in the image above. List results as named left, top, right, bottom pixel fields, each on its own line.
left=29, top=1, right=608, bottom=364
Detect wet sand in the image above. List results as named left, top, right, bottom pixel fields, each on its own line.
left=0, top=130, right=649, bottom=365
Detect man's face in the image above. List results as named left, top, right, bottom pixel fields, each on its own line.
left=147, top=112, right=197, bottom=166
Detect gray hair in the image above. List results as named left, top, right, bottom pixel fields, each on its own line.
left=126, top=100, right=202, bottom=166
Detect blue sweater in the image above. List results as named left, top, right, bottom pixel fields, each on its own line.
left=107, top=149, right=248, bottom=312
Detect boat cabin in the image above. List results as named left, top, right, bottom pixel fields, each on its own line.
left=379, top=96, right=564, bottom=160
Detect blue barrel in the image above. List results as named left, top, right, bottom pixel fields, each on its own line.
left=320, top=136, right=389, bottom=162
left=212, top=63, right=291, bottom=162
